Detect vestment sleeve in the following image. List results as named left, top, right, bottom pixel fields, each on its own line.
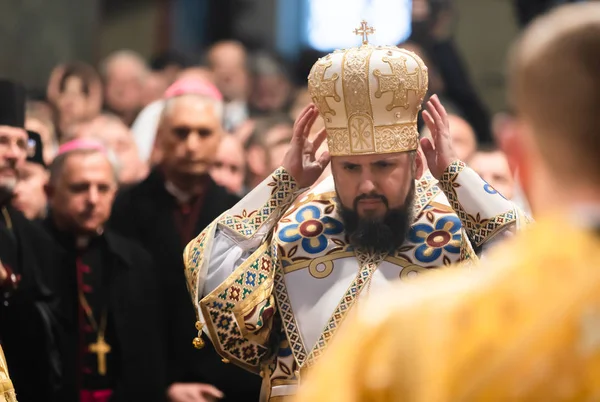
left=183, top=167, right=302, bottom=372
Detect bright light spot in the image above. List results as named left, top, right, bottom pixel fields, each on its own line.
left=307, top=0, right=412, bottom=51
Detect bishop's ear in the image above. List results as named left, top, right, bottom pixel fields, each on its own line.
left=414, top=146, right=427, bottom=180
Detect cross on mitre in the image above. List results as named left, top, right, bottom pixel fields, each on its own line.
left=354, top=20, right=375, bottom=45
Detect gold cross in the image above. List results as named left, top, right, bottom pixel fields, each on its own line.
left=374, top=55, right=421, bottom=111
left=89, top=335, right=111, bottom=376
left=308, top=59, right=341, bottom=120
left=354, top=20, right=375, bottom=45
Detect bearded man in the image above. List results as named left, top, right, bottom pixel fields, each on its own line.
left=184, top=22, right=527, bottom=401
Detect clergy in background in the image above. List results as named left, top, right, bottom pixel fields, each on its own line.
left=294, top=3, right=600, bottom=401
left=12, top=130, right=49, bottom=220
left=0, top=79, right=62, bottom=402
left=184, top=21, right=528, bottom=401
left=111, top=79, right=260, bottom=401
left=43, top=139, right=165, bottom=401
left=0, top=317, right=16, bottom=401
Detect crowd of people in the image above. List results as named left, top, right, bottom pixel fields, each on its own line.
left=0, top=1, right=587, bottom=402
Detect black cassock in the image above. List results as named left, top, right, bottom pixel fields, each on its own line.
left=43, top=217, right=167, bottom=402
left=111, top=169, right=262, bottom=401
left=0, top=205, right=62, bottom=402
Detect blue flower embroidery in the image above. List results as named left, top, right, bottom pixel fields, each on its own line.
left=484, top=182, right=498, bottom=194
left=408, top=216, right=462, bottom=263
left=278, top=205, right=344, bottom=254
left=484, top=182, right=507, bottom=199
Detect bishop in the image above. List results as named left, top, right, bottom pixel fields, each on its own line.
left=184, top=22, right=528, bottom=401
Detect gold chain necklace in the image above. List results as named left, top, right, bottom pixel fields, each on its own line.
left=78, top=282, right=111, bottom=376
left=1, top=207, right=12, bottom=231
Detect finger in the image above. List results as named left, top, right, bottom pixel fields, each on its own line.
left=316, top=150, right=331, bottom=170
left=198, top=385, right=225, bottom=399
left=309, top=128, right=328, bottom=156
left=302, top=108, right=319, bottom=140
left=422, top=110, right=437, bottom=138
left=293, top=105, right=315, bottom=142
left=420, top=137, right=436, bottom=170
left=430, top=94, right=449, bottom=130
left=173, top=391, right=195, bottom=402
left=426, top=100, right=444, bottom=134
left=426, top=101, right=446, bottom=147
left=295, top=103, right=314, bottom=127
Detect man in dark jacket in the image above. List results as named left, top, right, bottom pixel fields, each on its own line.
left=0, top=79, right=62, bottom=401
left=111, top=79, right=261, bottom=401
left=44, top=138, right=166, bottom=402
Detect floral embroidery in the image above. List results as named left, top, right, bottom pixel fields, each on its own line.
left=483, top=183, right=497, bottom=195
left=278, top=205, right=344, bottom=254
left=409, top=215, right=462, bottom=263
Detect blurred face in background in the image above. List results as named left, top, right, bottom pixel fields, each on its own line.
left=141, top=72, right=169, bottom=107
left=207, top=42, right=250, bottom=102
left=0, top=126, right=27, bottom=200
left=57, top=76, right=89, bottom=127
left=48, top=151, right=117, bottom=235
left=158, top=95, right=223, bottom=182
left=25, top=117, right=57, bottom=165
left=12, top=162, right=48, bottom=219
left=423, top=114, right=477, bottom=162
left=468, top=150, right=514, bottom=199
left=264, top=124, right=293, bottom=172
left=104, top=57, right=146, bottom=116
left=79, top=116, right=147, bottom=185
left=250, top=74, right=292, bottom=114
left=447, top=114, right=477, bottom=161
left=210, top=135, right=246, bottom=195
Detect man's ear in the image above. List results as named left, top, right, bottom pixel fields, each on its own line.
left=414, top=147, right=427, bottom=180
left=496, top=117, right=522, bottom=177
left=246, top=145, right=267, bottom=177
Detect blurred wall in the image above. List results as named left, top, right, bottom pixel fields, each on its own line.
left=98, top=0, right=160, bottom=61
left=454, top=0, right=519, bottom=114
left=0, top=0, right=100, bottom=90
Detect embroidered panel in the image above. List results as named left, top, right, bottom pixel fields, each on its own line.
left=184, top=219, right=220, bottom=308
left=303, top=249, right=386, bottom=368
left=218, top=168, right=297, bottom=240
left=200, top=243, right=276, bottom=373
left=438, top=161, right=517, bottom=247
left=273, top=241, right=309, bottom=368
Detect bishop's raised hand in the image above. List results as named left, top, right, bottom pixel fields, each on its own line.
left=282, top=104, right=331, bottom=189
left=420, top=94, right=460, bottom=179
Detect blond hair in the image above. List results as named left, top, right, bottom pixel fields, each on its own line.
left=508, top=2, right=600, bottom=182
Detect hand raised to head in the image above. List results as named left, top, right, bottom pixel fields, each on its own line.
left=282, top=104, right=331, bottom=188
left=420, top=94, right=459, bottom=179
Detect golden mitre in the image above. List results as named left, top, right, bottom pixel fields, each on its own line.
left=308, top=21, right=429, bottom=156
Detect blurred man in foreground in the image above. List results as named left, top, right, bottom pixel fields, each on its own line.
left=295, top=3, right=600, bottom=401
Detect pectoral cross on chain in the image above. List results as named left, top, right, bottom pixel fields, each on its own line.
left=89, top=335, right=111, bottom=376
left=354, top=20, right=375, bottom=45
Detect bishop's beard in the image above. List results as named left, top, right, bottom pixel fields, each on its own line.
left=337, top=182, right=415, bottom=255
